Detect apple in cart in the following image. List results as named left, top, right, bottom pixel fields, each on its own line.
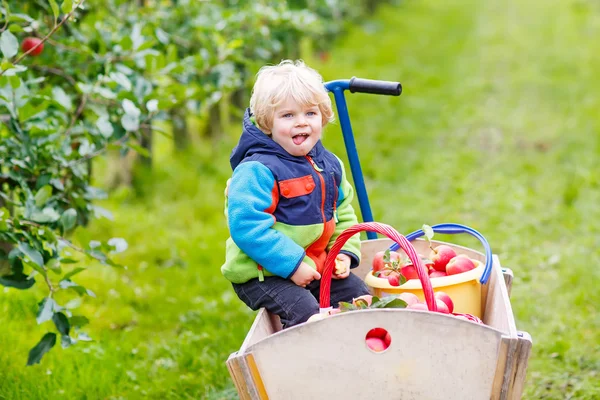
left=446, top=255, right=476, bottom=276
left=434, top=299, right=450, bottom=314
left=366, top=337, right=387, bottom=352
left=429, top=245, right=457, bottom=271
left=429, top=270, right=448, bottom=278
left=400, top=265, right=419, bottom=280
left=387, top=271, right=401, bottom=286
left=434, top=291, right=454, bottom=313
left=372, top=250, right=401, bottom=275
left=407, top=302, right=429, bottom=311
left=397, top=292, right=420, bottom=307
left=352, top=295, right=373, bottom=307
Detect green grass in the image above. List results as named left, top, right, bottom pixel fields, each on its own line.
left=2, top=0, right=600, bottom=398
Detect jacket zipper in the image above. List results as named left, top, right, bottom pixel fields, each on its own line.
left=306, top=155, right=327, bottom=232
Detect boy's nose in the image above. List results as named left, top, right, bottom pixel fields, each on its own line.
left=295, top=116, right=308, bottom=127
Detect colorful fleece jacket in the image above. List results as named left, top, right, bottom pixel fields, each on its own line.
left=221, top=108, right=361, bottom=284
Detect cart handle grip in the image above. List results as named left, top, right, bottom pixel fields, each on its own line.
left=388, top=223, right=493, bottom=284
left=349, top=77, right=402, bottom=96
left=320, top=222, right=436, bottom=311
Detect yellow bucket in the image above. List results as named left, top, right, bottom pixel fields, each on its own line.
left=364, top=261, right=485, bottom=317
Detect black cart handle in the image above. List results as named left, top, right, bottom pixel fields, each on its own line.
left=349, top=77, right=402, bottom=96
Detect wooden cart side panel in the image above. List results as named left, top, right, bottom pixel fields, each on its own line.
left=483, top=255, right=518, bottom=337
left=226, top=353, right=253, bottom=400
left=239, top=308, right=280, bottom=355
left=490, top=336, right=519, bottom=400
left=503, top=268, right=514, bottom=298
left=508, top=332, right=533, bottom=400
left=247, top=309, right=505, bottom=400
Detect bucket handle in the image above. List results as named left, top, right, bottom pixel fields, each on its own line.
left=320, top=222, right=437, bottom=312
left=388, top=223, right=493, bottom=284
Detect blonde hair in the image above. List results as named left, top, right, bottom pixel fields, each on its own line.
left=250, top=60, right=334, bottom=134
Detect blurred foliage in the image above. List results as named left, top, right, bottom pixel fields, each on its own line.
left=0, top=0, right=390, bottom=364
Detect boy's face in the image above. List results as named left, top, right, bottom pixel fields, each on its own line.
left=270, top=98, right=323, bottom=157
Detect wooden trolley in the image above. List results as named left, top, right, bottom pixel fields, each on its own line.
left=226, top=78, right=532, bottom=399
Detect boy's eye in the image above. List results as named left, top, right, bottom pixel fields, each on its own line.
left=283, top=113, right=293, bottom=118
left=306, top=111, right=317, bottom=116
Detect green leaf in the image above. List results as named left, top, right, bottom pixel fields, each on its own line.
left=128, top=142, right=149, bottom=157
left=121, top=114, right=139, bottom=131
left=122, top=99, right=141, bottom=117
left=370, top=295, right=407, bottom=309
left=108, top=237, right=127, bottom=253
left=49, top=0, right=59, bottom=21
left=146, top=99, right=158, bottom=112
left=29, top=208, right=61, bottom=223
left=381, top=298, right=408, bottom=309
left=0, top=274, right=36, bottom=289
left=18, top=242, right=44, bottom=267
left=52, top=312, right=70, bottom=336
left=61, top=267, right=85, bottom=281
left=60, top=208, right=77, bottom=231
left=61, top=0, right=74, bottom=14
left=96, top=117, right=114, bottom=138
left=422, top=224, right=434, bottom=241
left=0, top=30, right=19, bottom=59
left=52, top=86, right=73, bottom=110
left=27, top=333, right=56, bottom=366
left=338, top=301, right=357, bottom=311
left=36, top=297, right=56, bottom=324
left=69, top=315, right=89, bottom=328
left=34, top=185, right=53, bottom=208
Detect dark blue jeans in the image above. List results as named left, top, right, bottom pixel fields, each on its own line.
left=232, top=274, right=370, bottom=328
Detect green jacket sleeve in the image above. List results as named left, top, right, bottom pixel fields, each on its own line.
left=327, top=156, right=361, bottom=268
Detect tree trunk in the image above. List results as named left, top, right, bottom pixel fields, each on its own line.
left=139, top=124, right=153, bottom=167
left=170, top=108, right=190, bottom=151
left=203, top=101, right=222, bottom=138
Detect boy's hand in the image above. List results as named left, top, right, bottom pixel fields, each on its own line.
left=332, top=253, right=352, bottom=280
left=291, top=262, right=321, bottom=287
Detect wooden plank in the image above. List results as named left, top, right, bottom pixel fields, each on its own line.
left=483, top=256, right=517, bottom=337
left=239, top=308, right=281, bottom=355
left=246, top=353, right=269, bottom=400
left=503, top=268, right=514, bottom=298
left=490, top=336, right=519, bottom=400
left=508, top=331, right=533, bottom=399
left=226, top=353, right=253, bottom=400
left=246, top=309, right=505, bottom=399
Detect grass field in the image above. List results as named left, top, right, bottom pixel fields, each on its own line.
left=1, top=0, right=599, bottom=398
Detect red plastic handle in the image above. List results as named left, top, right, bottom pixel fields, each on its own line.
left=320, top=222, right=437, bottom=312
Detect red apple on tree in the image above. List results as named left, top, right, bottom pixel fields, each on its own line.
left=446, top=255, right=476, bottom=276
left=21, top=37, right=44, bottom=56
left=429, top=244, right=457, bottom=271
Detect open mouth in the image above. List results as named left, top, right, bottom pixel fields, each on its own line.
left=292, top=134, right=309, bottom=145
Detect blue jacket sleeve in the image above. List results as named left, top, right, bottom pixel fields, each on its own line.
left=228, top=161, right=305, bottom=278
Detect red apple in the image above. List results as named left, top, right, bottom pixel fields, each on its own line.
left=407, top=302, right=429, bottom=311
left=21, top=37, right=44, bottom=56
left=429, top=245, right=457, bottom=271
left=372, top=250, right=401, bottom=275
left=429, top=270, right=448, bottom=278
left=400, top=265, right=419, bottom=281
left=397, top=292, right=420, bottom=307
left=387, top=272, right=400, bottom=286
left=366, top=337, right=386, bottom=352
left=446, top=255, right=476, bottom=276
left=434, top=291, right=454, bottom=313
left=434, top=299, right=450, bottom=314
left=383, top=332, right=392, bottom=347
